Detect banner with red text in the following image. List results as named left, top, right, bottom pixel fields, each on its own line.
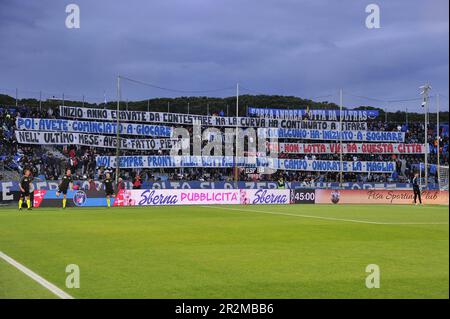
left=273, top=143, right=426, bottom=154
left=315, top=189, right=449, bottom=205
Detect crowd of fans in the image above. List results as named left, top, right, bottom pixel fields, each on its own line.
left=0, top=103, right=448, bottom=186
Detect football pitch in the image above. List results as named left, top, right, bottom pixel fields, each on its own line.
left=0, top=204, right=448, bottom=299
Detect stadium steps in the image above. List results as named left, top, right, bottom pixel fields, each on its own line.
left=42, top=145, right=66, bottom=159
left=0, top=167, right=20, bottom=181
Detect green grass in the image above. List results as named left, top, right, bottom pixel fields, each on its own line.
left=0, top=204, right=448, bottom=299
left=0, top=258, right=57, bottom=299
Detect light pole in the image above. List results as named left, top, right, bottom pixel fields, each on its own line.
left=405, top=106, right=408, bottom=126
left=420, top=83, right=431, bottom=189
left=437, top=93, right=440, bottom=189
left=115, top=75, right=121, bottom=184
left=339, top=89, right=343, bottom=188
left=235, top=83, right=239, bottom=182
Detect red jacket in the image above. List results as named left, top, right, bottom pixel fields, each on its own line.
left=133, top=179, right=141, bottom=189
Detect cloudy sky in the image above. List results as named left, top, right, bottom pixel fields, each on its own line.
left=0, top=0, right=448, bottom=112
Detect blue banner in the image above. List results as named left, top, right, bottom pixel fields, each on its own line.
left=95, top=155, right=395, bottom=172
left=248, top=107, right=379, bottom=121
left=258, top=128, right=404, bottom=142
left=16, top=118, right=173, bottom=137
left=37, top=190, right=112, bottom=207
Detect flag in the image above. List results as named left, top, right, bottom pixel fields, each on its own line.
left=303, top=106, right=310, bottom=121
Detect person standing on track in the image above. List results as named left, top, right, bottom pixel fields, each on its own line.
left=56, top=169, right=73, bottom=209
left=18, top=169, right=33, bottom=211
left=102, top=173, right=115, bottom=208
left=412, top=172, right=422, bottom=205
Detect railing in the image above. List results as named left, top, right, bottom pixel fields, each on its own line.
left=0, top=167, right=20, bottom=181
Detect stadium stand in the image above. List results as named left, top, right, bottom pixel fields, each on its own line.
left=0, top=102, right=448, bottom=188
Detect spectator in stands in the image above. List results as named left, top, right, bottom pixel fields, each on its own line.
left=132, top=175, right=142, bottom=189
left=87, top=178, right=96, bottom=191
left=117, top=177, right=125, bottom=191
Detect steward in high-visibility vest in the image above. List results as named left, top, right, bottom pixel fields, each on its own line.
left=277, top=177, right=285, bottom=189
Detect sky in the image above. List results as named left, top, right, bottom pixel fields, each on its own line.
left=0, top=0, right=448, bottom=112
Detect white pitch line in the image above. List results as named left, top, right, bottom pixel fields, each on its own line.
left=201, top=206, right=449, bottom=225
left=0, top=251, right=74, bottom=299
